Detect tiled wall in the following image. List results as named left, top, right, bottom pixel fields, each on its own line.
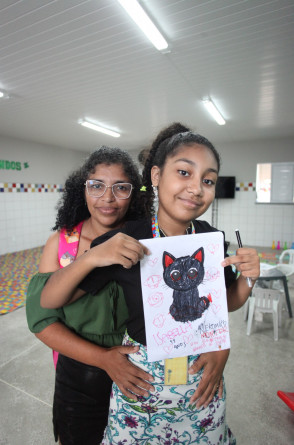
left=1, top=180, right=294, bottom=255
left=0, top=183, right=62, bottom=254
left=209, top=188, right=294, bottom=249
left=0, top=182, right=63, bottom=193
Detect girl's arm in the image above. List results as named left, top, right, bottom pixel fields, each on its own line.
left=223, top=247, right=260, bottom=311
left=40, top=232, right=149, bottom=309
left=186, top=247, right=259, bottom=407
left=36, top=322, right=154, bottom=400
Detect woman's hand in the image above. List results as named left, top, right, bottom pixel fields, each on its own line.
left=222, top=247, right=260, bottom=282
left=101, top=345, right=155, bottom=400
left=188, top=349, right=230, bottom=408
left=89, top=233, right=150, bottom=269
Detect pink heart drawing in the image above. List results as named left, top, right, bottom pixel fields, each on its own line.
left=148, top=257, right=158, bottom=267
left=183, top=335, right=193, bottom=344
left=163, top=344, right=173, bottom=354
left=153, top=314, right=165, bottom=328
left=207, top=244, right=219, bottom=254
left=212, top=304, right=221, bottom=314
left=210, top=289, right=221, bottom=299
left=205, top=267, right=220, bottom=282
left=144, top=275, right=162, bottom=289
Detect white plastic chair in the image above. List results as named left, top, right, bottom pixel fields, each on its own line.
left=243, top=249, right=294, bottom=321
left=246, top=288, right=282, bottom=341
left=243, top=263, right=278, bottom=321
left=279, top=249, right=294, bottom=264
left=276, top=249, right=294, bottom=277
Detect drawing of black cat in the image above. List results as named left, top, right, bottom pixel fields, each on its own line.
left=162, top=247, right=211, bottom=322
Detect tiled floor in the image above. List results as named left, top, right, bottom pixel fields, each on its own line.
left=0, top=287, right=294, bottom=444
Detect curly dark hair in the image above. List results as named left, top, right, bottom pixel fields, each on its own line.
left=137, top=147, right=150, bottom=167
left=53, top=146, right=145, bottom=231
left=141, top=122, right=221, bottom=215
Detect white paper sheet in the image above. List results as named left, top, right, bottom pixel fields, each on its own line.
left=140, top=231, right=230, bottom=362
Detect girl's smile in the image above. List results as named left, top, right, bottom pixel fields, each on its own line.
left=178, top=196, right=204, bottom=209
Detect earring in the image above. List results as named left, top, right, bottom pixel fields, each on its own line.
left=152, top=185, right=158, bottom=203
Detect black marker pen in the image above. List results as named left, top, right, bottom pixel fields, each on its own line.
left=235, top=229, right=253, bottom=288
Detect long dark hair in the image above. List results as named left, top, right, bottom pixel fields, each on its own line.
left=142, top=122, right=221, bottom=215
left=53, top=146, right=144, bottom=230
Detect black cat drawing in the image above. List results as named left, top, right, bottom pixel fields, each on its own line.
left=162, top=247, right=211, bottom=322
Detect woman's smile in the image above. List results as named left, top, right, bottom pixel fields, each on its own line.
left=96, top=206, right=119, bottom=215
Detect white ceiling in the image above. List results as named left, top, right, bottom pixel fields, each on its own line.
left=0, top=0, right=294, bottom=154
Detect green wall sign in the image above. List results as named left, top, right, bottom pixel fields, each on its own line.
left=0, top=160, right=29, bottom=171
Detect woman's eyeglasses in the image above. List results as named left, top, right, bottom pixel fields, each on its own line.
left=85, top=180, right=133, bottom=199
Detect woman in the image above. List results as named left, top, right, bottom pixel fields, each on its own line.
left=26, top=146, right=154, bottom=445
left=41, top=124, right=260, bottom=444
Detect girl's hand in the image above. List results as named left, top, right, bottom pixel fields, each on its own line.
left=89, top=233, right=150, bottom=269
left=188, top=349, right=230, bottom=408
left=221, top=247, right=260, bottom=282
left=102, top=345, right=155, bottom=400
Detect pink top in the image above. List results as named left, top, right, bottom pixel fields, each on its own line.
left=58, top=221, right=84, bottom=267
left=52, top=221, right=84, bottom=368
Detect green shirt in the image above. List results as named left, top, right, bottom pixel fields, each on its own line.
left=26, top=272, right=128, bottom=347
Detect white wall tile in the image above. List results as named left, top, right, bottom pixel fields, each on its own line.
left=0, top=193, right=60, bottom=254
left=213, top=191, right=294, bottom=248
left=1, top=186, right=294, bottom=254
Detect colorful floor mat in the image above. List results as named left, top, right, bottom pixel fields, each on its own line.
left=0, top=246, right=43, bottom=315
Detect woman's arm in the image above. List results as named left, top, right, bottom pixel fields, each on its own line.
left=41, top=232, right=149, bottom=309
left=30, top=233, right=154, bottom=398
left=223, top=247, right=260, bottom=311
left=39, top=231, right=95, bottom=307
left=36, top=322, right=154, bottom=400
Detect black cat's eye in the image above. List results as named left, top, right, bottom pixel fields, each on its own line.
left=188, top=268, right=198, bottom=279
left=170, top=270, right=181, bottom=281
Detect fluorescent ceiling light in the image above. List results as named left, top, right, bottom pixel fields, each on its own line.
left=202, top=98, right=226, bottom=126
left=0, top=90, right=9, bottom=99
left=117, top=0, right=168, bottom=51
left=79, top=120, right=120, bottom=138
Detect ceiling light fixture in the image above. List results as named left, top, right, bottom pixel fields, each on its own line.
left=0, top=90, right=9, bottom=99
left=117, top=0, right=168, bottom=51
left=202, top=98, right=226, bottom=126
left=79, top=120, right=120, bottom=138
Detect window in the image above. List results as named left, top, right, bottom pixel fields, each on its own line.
left=256, top=162, right=294, bottom=204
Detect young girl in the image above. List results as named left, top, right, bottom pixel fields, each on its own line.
left=41, top=124, right=260, bottom=444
